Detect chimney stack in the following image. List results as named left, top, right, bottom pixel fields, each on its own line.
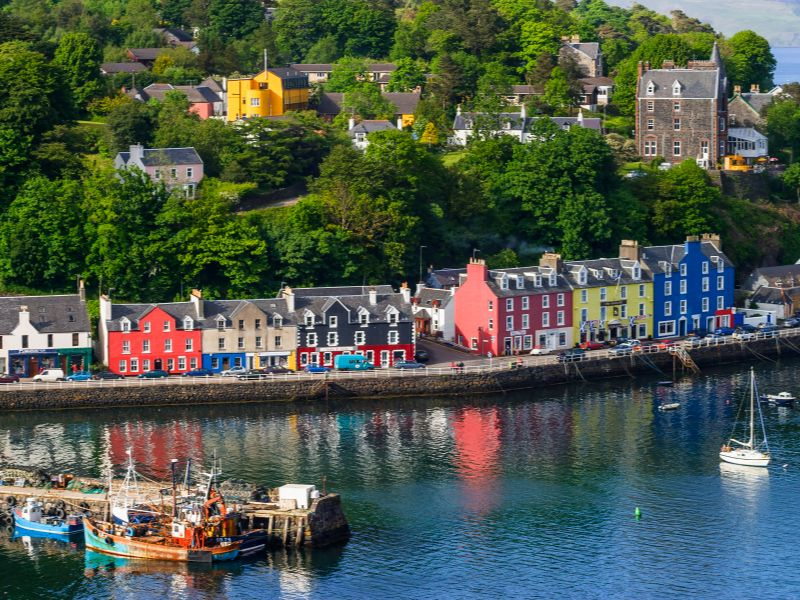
left=190, top=288, right=203, bottom=319
left=78, top=278, right=85, bottom=302
left=750, top=83, right=759, bottom=93
left=701, top=233, right=722, bottom=250
left=400, top=282, right=411, bottom=304
left=734, top=84, right=741, bottom=94
left=539, top=252, right=563, bottom=271
left=397, top=117, right=403, bottom=130
left=18, top=305, right=30, bottom=327
left=282, top=286, right=295, bottom=313
left=348, top=117, right=355, bottom=130
left=618, top=240, right=641, bottom=262
left=99, top=294, right=112, bottom=321
left=368, top=288, right=377, bottom=306
left=130, top=143, right=144, bottom=162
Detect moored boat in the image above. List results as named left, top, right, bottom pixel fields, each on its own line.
left=83, top=516, right=241, bottom=563
left=720, top=368, right=771, bottom=468
left=13, top=498, right=83, bottom=537
left=658, top=402, right=681, bottom=411
left=759, top=392, right=795, bottom=408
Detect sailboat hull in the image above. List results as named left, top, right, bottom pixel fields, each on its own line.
left=719, top=450, right=770, bottom=467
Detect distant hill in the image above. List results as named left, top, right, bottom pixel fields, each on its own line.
left=611, top=0, right=800, bottom=46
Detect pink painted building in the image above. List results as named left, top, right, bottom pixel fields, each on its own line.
left=114, top=144, right=204, bottom=198
left=454, top=256, right=574, bottom=356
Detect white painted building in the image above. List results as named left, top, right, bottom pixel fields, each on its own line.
left=412, top=285, right=456, bottom=341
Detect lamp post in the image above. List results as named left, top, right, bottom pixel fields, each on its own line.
left=472, top=248, right=480, bottom=260
left=418, top=245, right=427, bottom=284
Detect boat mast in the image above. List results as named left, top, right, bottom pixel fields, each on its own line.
left=171, top=458, right=178, bottom=518
left=748, top=368, right=755, bottom=449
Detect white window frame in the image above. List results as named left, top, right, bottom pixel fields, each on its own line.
left=118, top=360, right=127, bottom=373
left=717, top=276, right=724, bottom=290
left=185, top=338, right=193, bottom=351
left=521, top=296, right=529, bottom=310
left=664, top=301, right=672, bottom=317
left=542, top=312, right=550, bottom=328
left=557, top=310, right=565, bottom=326
left=702, top=297, right=710, bottom=312
left=388, top=330, right=399, bottom=345
left=306, top=332, right=318, bottom=347
left=542, top=295, right=550, bottom=308
left=506, top=298, right=513, bottom=311
left=354, top=331, right=366, bottom=345
left=665, top=281, right=672, bottom=296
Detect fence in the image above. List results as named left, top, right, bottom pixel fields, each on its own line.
left=2, top=327, right=799, bottom=392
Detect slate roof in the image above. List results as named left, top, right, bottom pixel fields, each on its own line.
left=268, top=67, right=306, bottom=80
left=294, top=292, right=412, bottom=323
left=483, top=266, right=574, bottom=297
left=639, top=241, right=731, bottom=275
left=638, top=69, right=720, bottom=99
left=414, top=287, right=453, bottom=309
left=564, top=41, right=600, bottom=60
left=369, top=63, right=397, bottom=73
left=101, top=62, right=147, bottom=74
left=736, top=92, right=775, bottom=114
left=350, top=120, right=395, bottom=135
left=426, top=268, right=465, bottom=289
left=107, top=301, right=199, bottom=332
left=127, top=48, right=166, bottom=61
left=746, top=264, right=800, bottom=288
left=118, top=147, right=203, bottom=167
left=564, top=257, right=650, bottom=288
left=0, top=295, right=89, bottom=335
left=316, top=92, right=343, bottom=116
left=155, top=27, right=194, bottom=42
left=382, top=92, right=420, bottom=114
left=199, top=77, right=224, bottom=93
left=249, top=298, right=294, bottom=322
left=511, top=85, right=537, bottom=95
left=130, top=83, right=221, bottom=104
left=579, top=76, right=614, bottom=92
left=750, top=285, right=799, bottom=305
left=452, top=112, right=602, bottom=132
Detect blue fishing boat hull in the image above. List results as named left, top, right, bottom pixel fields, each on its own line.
left=13, top=511, right=83, bottom=537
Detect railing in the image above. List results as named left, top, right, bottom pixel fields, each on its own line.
left=2, top=327, right=798, bottom=392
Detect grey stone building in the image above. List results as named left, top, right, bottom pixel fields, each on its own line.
left=559, top=37, right=602, bottom=78
left=635, top=43, right=728, bottom=169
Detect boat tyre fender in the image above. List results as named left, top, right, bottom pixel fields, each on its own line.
left=79, top=502, right=90, bottom=511
left=55, top=500, right=65, bottom=510
left=54, top=508, right=66, bottom=519
left=3, top=523, right=12, bottom=534
left=105, top=536, right=114, bottom=546
left=83, top=509, right=93, bottom=518
left=5, top=496, right=16, bottom=507
left=92, top=528, right=99, bottom=537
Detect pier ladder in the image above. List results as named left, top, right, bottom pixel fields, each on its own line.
left=671, top=347, right=700, bottom=374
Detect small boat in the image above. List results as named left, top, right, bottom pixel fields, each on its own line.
left=759, top=392, right=795, bottom=408
left=720, top=368, right=771, bottom=468
left=658, top=402, right=681, bottom=411
left=656, top=380, right=674, bottom=387
left=12, top=498, right=83, bottom=537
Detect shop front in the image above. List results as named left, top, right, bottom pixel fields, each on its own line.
left=58, top=347, right=92, bottom=374
left=9, top=349, right=59, bottom=377
left=253, top=351, right=290, bottom=369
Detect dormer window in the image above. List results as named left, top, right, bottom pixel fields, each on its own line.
left=577, top=269, right=587, bottom=285
left=359, top=310, right=369, bottom=325
left=549, top=273, right=557, bottom=286
left=672, top=81, right=682, bottom=96
left=387, top=307, right=399, bottom=324
left=632, top=264, right=641, bottom=280
left=464, top=119, right=473, bottom=129
left=646, top=81, right=655, bottom=95
left=609, top=269, right=619, bottom=279
left=121, top=318, right=131, bottom=333
left=717, top=258, right=724, bottom=273
left=516, top=275, right=524, bottom=289
left=183, top=316, right=193, bottom=331
left=500, top=275, right=509, bottom=290
left=273, top=315, right=282, bottom=328
left=533, top=274, right=542, bottom=288
left=217, top=316, right=225, bottom=331
left=305, top=313, right=315, bottom=326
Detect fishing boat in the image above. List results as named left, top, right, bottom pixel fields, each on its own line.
left=656, top=380, right=674, bottom=387
left=720, top=368, right=771, bottom=468
left=759, top=391, right=795, bottom=408
left=658, top=402, right=681, bottom=411
left=12, top=498, right=83, bottom=537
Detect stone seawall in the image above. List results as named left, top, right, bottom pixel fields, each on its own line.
left=1, top=337, right=796, bottom=412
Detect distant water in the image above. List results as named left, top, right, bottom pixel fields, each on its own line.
left=773, top=47, right=800, bottom=84
left=2, top=360, right=800, bottom=598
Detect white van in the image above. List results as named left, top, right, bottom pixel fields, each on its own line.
left=32, top=368, right=66, bottom=382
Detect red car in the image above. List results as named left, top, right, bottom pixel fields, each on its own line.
left=579, top=341, right=605, bottom=350
left=0, top=373, right=20, bottom=383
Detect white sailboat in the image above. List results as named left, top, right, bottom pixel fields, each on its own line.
left=720, top=368, right=771, bottom=467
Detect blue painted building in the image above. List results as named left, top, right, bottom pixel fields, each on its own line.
left=638, top=235, right=735, bottom=338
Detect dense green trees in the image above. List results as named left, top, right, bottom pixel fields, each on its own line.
left=725, top=30, right=775, bottom=90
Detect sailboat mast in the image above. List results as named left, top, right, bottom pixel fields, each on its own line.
left=748, top=368, right=755, bottom=449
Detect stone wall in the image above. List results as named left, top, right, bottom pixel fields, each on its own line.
left=0, top=337, right=795, bottom=412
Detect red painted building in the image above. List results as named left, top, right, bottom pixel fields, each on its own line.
left=454, top=257, right=574, bottom=356
left=99, top=298, right=203, bottom=375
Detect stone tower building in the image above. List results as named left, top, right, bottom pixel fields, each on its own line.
left=635, top=43, right=728, bottom=169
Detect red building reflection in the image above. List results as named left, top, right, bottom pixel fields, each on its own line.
left=107, top=422, right=204, bottom=479
left=452, top=407, right=501, bottom=515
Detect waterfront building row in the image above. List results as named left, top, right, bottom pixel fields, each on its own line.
left=98, top=285, right=415, bottom=375
left=421, top=235, right=735, bottom=356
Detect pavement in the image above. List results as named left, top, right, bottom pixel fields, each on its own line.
left=416, top=338, right=482, bottom=367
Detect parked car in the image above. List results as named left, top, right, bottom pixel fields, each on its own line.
left=782, top=318, right=800, bottom=328
left=732, top=330, right=754, bottom=341
left=656, top=339, right=678, bottom=350
left=137, top=369, right=169, bottom=379
left=609, top=344, right=634, bottom=356
left=608, top=337, right=629, bottom=347
left=220, top=366, right=247, bottom=377
left=394, top=360, right=426, bottom=369
left=32, top=368, right=65, bottom=382
left=579, top=341, right=605, bottom=351
left=92, top=371, right=124, bottom=380
left=759, top=325, right=779, bottom=337
left=713, top=327, right=736, bottom=336
left=262, top=366, right=291, bottom=374
left=686, top=337, right=709, bottom=348
left=181, top=368, right=214, bottom=377
left=0, top=373, right=20, bottom=383
left=557, top=348, right=585, bottom=363
left=529, top=345, right=551, bottom=355
left=414, top=349, right=429, bottom=363
left=66, top=371, right=93, bottom=381
left=738, top=324, right=758, bottom=333
left=304, top=365, right=330, bottom=374
left=236, top=369, right=269, bottom=380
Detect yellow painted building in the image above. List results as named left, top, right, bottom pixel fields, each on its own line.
left=227, top=68, right=309, bottom=121
left=566, top=257, right=654, bottom=343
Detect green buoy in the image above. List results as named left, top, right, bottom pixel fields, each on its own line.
left=634, top=506, right=642, bottom=520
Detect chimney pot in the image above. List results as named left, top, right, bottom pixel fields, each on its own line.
left=369, top=288, right=377, bottom=306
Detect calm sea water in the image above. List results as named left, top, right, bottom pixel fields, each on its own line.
left=773, top=46, right=800, bottom=84
left=1, top=360, right=800, bottom=599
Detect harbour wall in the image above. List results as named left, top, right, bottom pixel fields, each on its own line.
left=0, top=336, right=796, bottom=412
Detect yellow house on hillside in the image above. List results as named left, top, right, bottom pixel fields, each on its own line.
left=226, top=68, right=309, bottom=121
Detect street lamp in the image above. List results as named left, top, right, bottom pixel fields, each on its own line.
left=418, top=245, right=427, bottom=284
left=472, top=248, right=480, bottom=260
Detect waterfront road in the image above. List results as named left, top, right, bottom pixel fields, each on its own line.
left=416, top=338, right=481, bottom=367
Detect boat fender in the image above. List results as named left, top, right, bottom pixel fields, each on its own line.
left=3, top=524, right=12, bottom=534
left=105, top=536, right=114, bottom=546
left=83, top=510, right=93, bottom=518
left=79, top=502, right=90, bottom=510
left=5, top=496, right=15, bottom=507
left=55, top=500, right=65, bottom=510
left=92, top=528, right=99, bottom=537
left=55, top=508, right=66, bottom=519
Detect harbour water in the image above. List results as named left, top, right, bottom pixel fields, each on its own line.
left=774, top=46, right=800, bottom=84
left=1, top=360, right=800, bottom=599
